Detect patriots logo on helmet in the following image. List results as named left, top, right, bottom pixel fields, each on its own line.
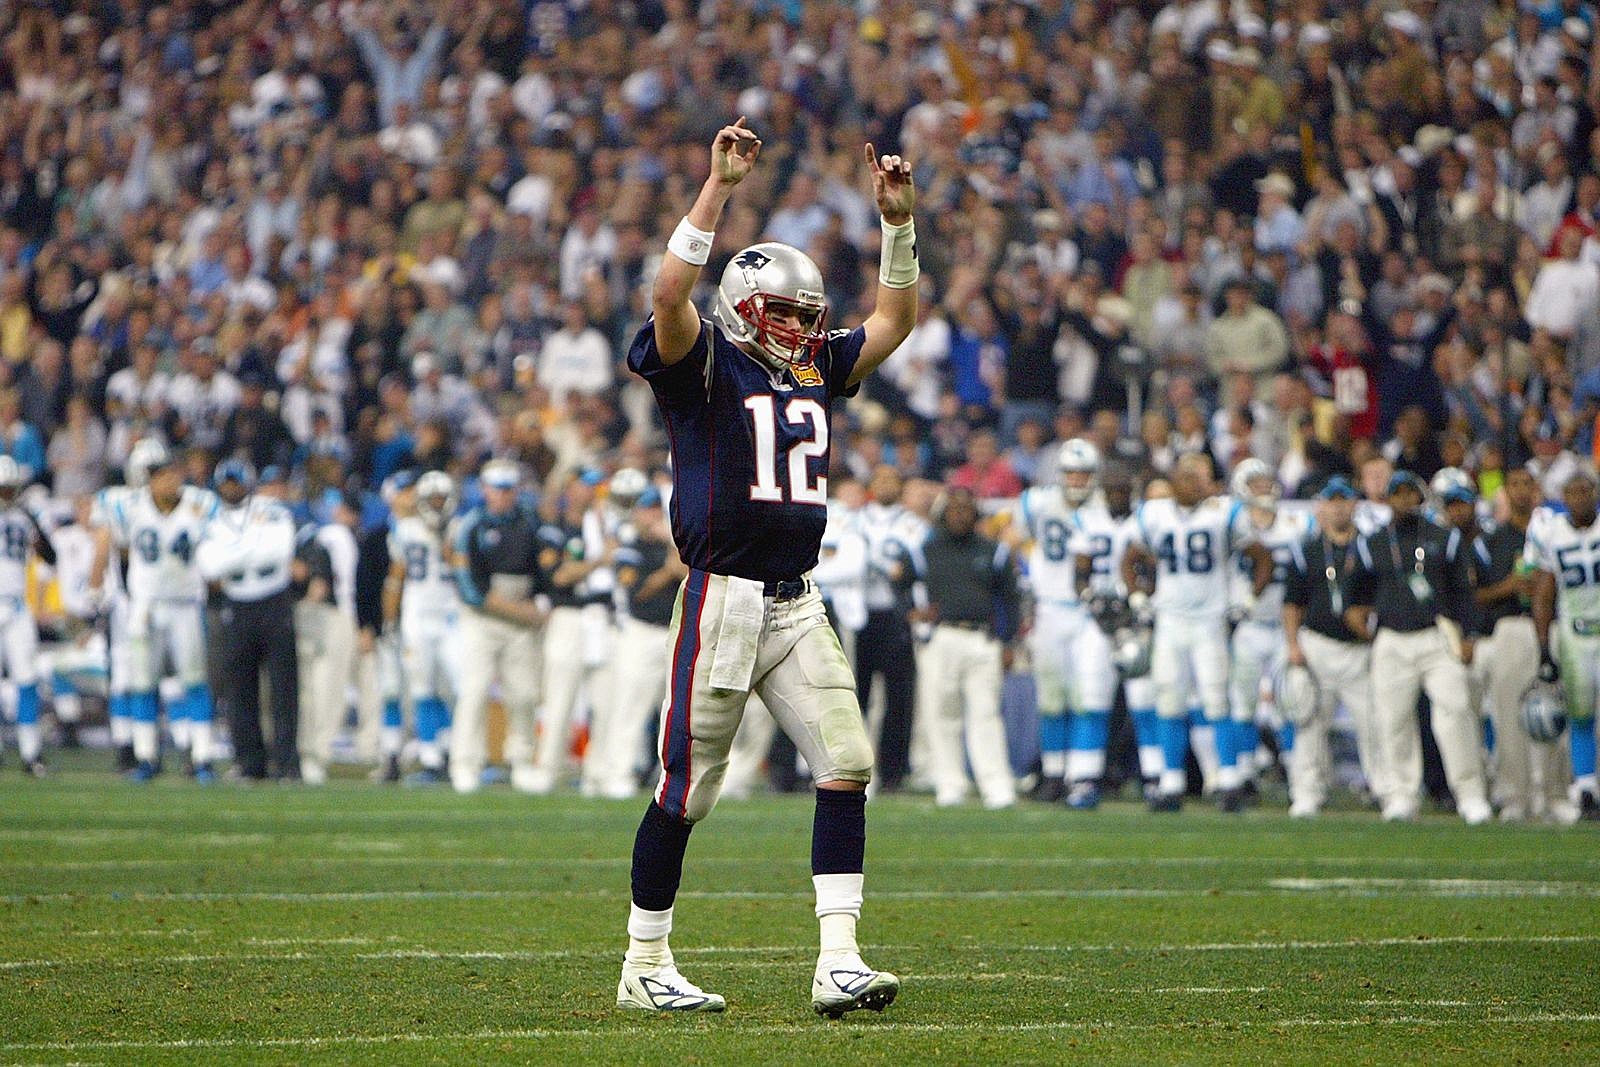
left=734, top=248, right=772, bottom=271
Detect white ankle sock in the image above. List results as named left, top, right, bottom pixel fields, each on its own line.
left=814, top=873, right=863, bottom=957
left=625, top=904, right=673, bottom=969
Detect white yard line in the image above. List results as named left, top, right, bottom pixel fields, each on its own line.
left=5, top=1014, right=1600, bottom=1054
left=1270, top=877, right=1600, bottom=897
left=3, top=935, right=1595, bottom=973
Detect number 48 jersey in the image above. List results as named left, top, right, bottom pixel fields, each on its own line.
left=1129, top=496, right=1256, bottom=619
left=101, top=486, right=220, bottom=603
left=1525, top=506, right=1600, bottom=622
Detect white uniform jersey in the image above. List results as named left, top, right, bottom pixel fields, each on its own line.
left=1232, top=503, right=1313, bottom=623
left=47, top=522, right=98, bottom=619
left=390, top=516, right=459, bottom=625
left=0, top=506, right=38, bottom=599
left=1525, top=506, right=1600, bottom=622
left=813, top=503, right=868, bottom=633
left=1130, top=496, right=1255, bottom=619
left=101, top=486, right=220, bottom=604
left=1015, top=487, right=1119, bottom=605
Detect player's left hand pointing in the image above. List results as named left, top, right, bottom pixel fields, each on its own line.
left=865, top=143, right=915, bottom=225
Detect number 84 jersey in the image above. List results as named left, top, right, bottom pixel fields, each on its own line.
left=1525, top=506, right=1600, bottom=623
left=1129, top=496, right=1256, bottom=619
left=101, top=486, right=220, bottom=603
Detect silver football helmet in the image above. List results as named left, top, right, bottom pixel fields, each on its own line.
left=1231, top=457, right=1279, bottom=511
left=1430, top=466, right=1476, bottom=509
left=125, top=438, right=172, bottom=489
left=713, top=242, right=828, bottom=373
left=1521, top=682, right=1568, bottom=743
left=1057, top=439, right=1101, bottom=505
left=1275, top=663, right=1320, bottom=727
left=415, top=471, right=458, bottom=530
left=1112, top=618, right=1153, bottom=678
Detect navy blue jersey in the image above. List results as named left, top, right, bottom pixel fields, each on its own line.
left=627, top=318, right=864, bottom=582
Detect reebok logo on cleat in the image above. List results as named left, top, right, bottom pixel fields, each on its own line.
left=641, top=976, right=712, bottom=1010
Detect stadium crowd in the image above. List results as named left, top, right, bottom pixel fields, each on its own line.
left=1, top=0, right=1599, bottom=822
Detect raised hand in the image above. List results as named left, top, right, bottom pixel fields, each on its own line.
left=864, top=143, right=915, bottom=225
left=711, top=117, right=761, bottom=187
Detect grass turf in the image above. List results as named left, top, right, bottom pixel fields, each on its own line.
left=1, top=765, right=1598, bottom=1065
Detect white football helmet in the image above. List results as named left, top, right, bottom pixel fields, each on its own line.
left=1275, top=664, right=1320, bottom=727
left=1430, top=466, right=1475, bottom=508
left=0, top=455, right=22, bottom=502
left=609, top=467, right=649, bottom=511
left=713, top=243, right=828, bottom=373
left=415, top=471, right=458, bottom=530
left=1230, top=457, right=1279, bottom=510
left=1057, top=439, right=1101, bottom=505
left=1521, top=682, right=1568, bottom=743
left=125, top=438, right=172, bottom=489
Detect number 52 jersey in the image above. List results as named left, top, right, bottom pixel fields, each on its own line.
left=627, top=317, right=866, bottom=583
left=1525, top=506, right=1600, bottom=624
left=1127, top=495, right=1256, bottom=619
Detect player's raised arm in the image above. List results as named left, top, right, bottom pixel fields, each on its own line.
left=652, top=117, right=762, bottom=365
left=848, top=145, right=920, bottom=388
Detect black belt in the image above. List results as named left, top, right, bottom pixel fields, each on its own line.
left=941, top=619, right=989, bottom=632
left=763, top=577, right=810, bottom=601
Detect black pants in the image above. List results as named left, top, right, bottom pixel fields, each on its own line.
left=219, top=591, right=299, bottom=779
left=856, top=609, right=915, bottom=790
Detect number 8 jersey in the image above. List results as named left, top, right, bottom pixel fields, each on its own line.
left=1014, top=486, right=1118, bottom=604
left=1129, top=496, right=1255, bottom=619
left=100, top=485, right=221, bottom=603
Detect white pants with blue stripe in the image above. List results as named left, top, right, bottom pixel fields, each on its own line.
left=653, top=570, right=873, bottom=823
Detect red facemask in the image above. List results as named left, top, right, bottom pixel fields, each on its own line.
left=736, top=293, right=827, bottom=370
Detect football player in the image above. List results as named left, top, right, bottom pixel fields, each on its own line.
left=1528, top=469, right=1600, bottom=821
left=0, top=458, right=56, bottom=774
left=617, top=118, right=916, bottom=1016
left=384, top=471, right=460, bottom=787
left=1102, top=468, right=1164, bottom=796
left=91, top=441, right=220, bottom=781
left=1124, top=453, right=1271, bottom=811
left=1227, top=458, right=1311, bottom=801
left=1012, top=439, right=1119, bottom=808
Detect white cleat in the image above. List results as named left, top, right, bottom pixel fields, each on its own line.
left=811, top=953, right=900, bottom=1019
left=617, top=965, right=726, bottom=1013
left=1458, top=798, right=1493, bottom=826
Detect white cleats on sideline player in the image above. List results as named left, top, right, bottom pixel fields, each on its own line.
left=811, top=953, right=900, bottom=1018
left=617, top=964, right=727, bottom=1012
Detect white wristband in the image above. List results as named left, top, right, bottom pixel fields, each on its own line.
left=667, top=217, right=715, bottom=266
left=879, top=217, right=919, bottom=289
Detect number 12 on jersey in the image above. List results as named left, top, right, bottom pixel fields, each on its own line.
left=745, top=395, right=828, bottom=505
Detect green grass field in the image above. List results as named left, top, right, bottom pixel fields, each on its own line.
left=2, top=767, right=1598, bottom=1066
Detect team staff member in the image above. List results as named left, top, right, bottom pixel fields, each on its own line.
left=452, top=459, right=547, bottom=794
left=1283, top=477, right=1384, bottom=817
left=197, top=461, right=300, bottom=781
left=1470, top=468, right=1568, bottom=821
left=915, top=487, right=1021, bottom=809
left=589, top=489, right=685, bottom=799
left=1345, top=471, right=1491, bottom=824
left=855, top=465, right=923, bottom=792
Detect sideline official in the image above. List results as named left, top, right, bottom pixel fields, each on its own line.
left=452, top=459, right=547, bottom=794
left=197, top=461, right=300, bottom=781
left=916, top=487, right=1020, bottom=809
left=1283, top=477, right=1384, bottom=817
left=1345, top=471, right=1490, bottom=824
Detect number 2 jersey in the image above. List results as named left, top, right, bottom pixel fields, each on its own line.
left=1014, top=486, right=1118, bottom=605
left=1128, top=495, right=1256, bottom=619
left=627, top=317, right=866, bottom=583
left=96, top=485, right=220, bottom=603
left=389, top=515, right=459, bottom=626
left=1525, top=506, right=1600, bottom=626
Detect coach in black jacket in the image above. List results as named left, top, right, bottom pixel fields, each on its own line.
left=1344, top=470, right=1490, bottom=825
left=915, top=487, right=1020, bottom=809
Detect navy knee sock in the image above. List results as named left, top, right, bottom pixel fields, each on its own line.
left=631, top=801, right=694, bottom=912
left=811, top=789, right=867, bottom=875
